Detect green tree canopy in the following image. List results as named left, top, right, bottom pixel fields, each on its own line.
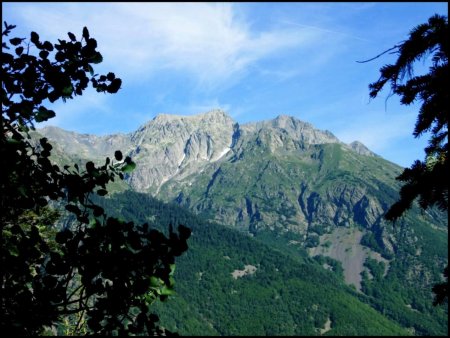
left=361, top=14, right=448, bottom=306
left=1, top=22, right=190, bottom=335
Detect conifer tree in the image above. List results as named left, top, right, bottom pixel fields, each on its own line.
left=360, top=14, right=448, bottom=305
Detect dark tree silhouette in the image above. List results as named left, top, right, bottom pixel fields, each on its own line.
left=1, top=23, right=190, bottom=335
left=359, top=14, right=448, bottom=305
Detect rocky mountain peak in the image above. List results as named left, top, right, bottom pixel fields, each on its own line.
left=38, top=110, right=379, bottom=194
left=273, top=114, right=304, bottom=127
left=150, top=109, right=233, bottom=125
left=244, top=114, right=341, bottom=146
left=349, top=141, right=378, bottom=157
left=197, top=109, right=233, bottom=122
left=122, top=109, right=236, bottom=192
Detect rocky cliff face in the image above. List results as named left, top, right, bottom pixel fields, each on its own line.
left=39, top=110, right=400, bottom=236
left=41, top=110, right=234, bottom=191
left=40, top=110, right=390, bottom=232
left=242, top=114, right=340, bottom=147
left=40, top=110, right=375, bottom=194
left=39, top=125, right=133, bottom=159
left=126, top=110, right=235, bottom=192
left=38, top=109, right=447, bottom=293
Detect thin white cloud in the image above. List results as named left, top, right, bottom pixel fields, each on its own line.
left=280, top=20, right=370, bottom=42
left=6, top=2, right=323, bottom=88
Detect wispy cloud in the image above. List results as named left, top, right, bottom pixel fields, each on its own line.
left=5, top=2, right=444, bottom=168
left=6, top=3, right=323, bottom=89
left=279, top=20, right=370, bottom=42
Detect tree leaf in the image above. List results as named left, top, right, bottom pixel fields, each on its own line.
left=90, top=52, right=103, bottom=64
left=15, top=46, right=24, bottom=56
left=93, top=205, right=104, bottom=217
left=149, top=276, right=162, bottom=287
left=114, top=150, right=123, bottom=161
left=35, top=107, right=55, bottom=122
left=9, top=37, right=22, bottom=46
left=55, top=229, right=73, bottom=244
left=65, top=204, right=81, bottom=215
left=68, top=32, right=76, bottom=41
left=82, top=26, right=90, bottom=40
left=107, top=78, right=122, bottom=94
left=97, top=189, right=108, bottom=196
left=86, top=161, right=95, bottom=173
left=121, top=162, right=136, bottom=173
left=42, top=41, right=54, bottom=51
left=30, top=31, right=39, bottom=44
left=159, top=285, right=175, bottom=296
left=39, top=50, right=49, bottom=59
left=62, top=85, right=73, bottom=96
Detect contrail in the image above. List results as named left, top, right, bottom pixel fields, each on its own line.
left=280, top=20, right=371, bottom=43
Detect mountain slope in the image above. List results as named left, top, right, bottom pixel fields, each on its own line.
left=95, top=191, right=410, bottom=336
left=39, top=110, right=399, bottom=234
left=38, top=110, right=448, bottom=335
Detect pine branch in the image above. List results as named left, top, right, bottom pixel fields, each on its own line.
left=356, top=45, right=401, bottom=63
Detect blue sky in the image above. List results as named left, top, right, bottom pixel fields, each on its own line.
left=3, top=2, right=447, bottom=167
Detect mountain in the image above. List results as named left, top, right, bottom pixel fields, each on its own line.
left=38, top=109, right=448, bottom=335
left=40, top=110, right=370, bottom=193
left=39, top=109, right=391, bottom=233
left=93, top=190, right=410, bottom=336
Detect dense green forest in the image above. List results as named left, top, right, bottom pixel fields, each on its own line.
left=94, top=190, right=447, bottom=335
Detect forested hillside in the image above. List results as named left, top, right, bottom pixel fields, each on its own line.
left=95, top=191, right=447, bottom=335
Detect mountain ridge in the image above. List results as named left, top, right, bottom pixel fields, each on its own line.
left=39, top=109, right=379, bottom=159
left=36, top=109, right=448, bottom=335
left=39, top=109, right=381, bottom=192
left=36, top=110, right=418, bottom=244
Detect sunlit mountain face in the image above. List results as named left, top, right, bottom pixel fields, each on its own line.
left=38, top=110, right=448, bottom=336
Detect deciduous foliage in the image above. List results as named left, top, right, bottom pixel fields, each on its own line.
left=360, top=14, right=448, bottom=305
left=1, top=22, right=190, bottom=335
